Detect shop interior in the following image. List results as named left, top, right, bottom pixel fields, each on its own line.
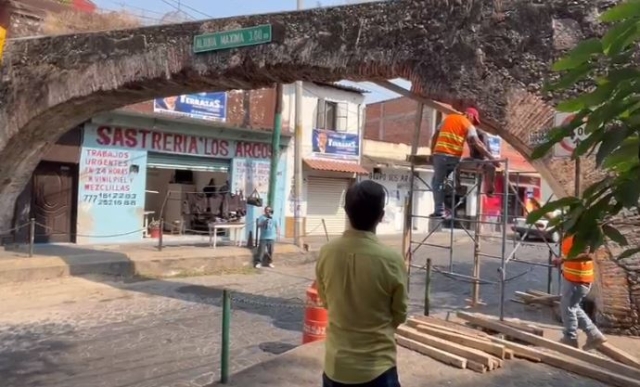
left=144, top=153, right=241, bottom=239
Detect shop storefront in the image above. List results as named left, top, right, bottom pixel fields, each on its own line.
left=77, top=121, right=287, bottom=244
left=482, top=171, right=541, bottom=230
left=360, top=162, right=435, bottom=235
left=302, top=128, right=368, bottom=236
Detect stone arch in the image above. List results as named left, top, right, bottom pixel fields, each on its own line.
left=1, top=0, right=607, bottom=230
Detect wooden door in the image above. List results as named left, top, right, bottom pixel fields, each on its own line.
left=32, top=162, right=76, bottom=243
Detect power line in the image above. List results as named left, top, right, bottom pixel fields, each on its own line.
left=102, top=0, right=166, bottom=15
left=163, top=0, right=212, bottom=18
left=160, top=0, right=197, bottom=20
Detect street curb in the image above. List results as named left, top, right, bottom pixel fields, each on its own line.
left=0, top=248, right=319, bottom=285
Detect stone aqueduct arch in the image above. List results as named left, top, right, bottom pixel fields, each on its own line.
left=1, top=0, right=637, bottom=333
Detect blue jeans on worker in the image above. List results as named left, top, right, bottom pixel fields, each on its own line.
left=431, top=154, right=460, bottom=216
left=255, top=239, right=274, bottom=266
left=323, top=367, right=401, bottom=387
left=560, top=278, right=602, bottom=341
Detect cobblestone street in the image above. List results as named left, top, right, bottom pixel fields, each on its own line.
left=0, top=237, right=615, bottom=387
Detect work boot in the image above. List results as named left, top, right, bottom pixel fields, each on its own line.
left=583, top=335, right=607, bottom=351
left=559, top=337, right=579, bottom=348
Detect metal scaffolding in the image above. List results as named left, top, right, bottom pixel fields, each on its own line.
left=402, top=103, right=563, bottom=321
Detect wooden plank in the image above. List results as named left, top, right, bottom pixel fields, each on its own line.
left=597, top=342, right=640, bottom=369
left=398, top=326, right=495, bottom=367
left=465, top=360, right=487, bottom=374
left=504, top=349, right=514, bottom=360
left=470, top=313, right=545, bottom=336
left=413, top=324, right=507, bottom=359
left=488, top=337, right=640, bottom=387
left=409, top=316, right=490, bottom=339
left=528, top=289, right=554, bottom=297
left=488, top=337, right=542, bottom=362
left=395, top=335, right=467, bottom=369
left=457, top=312, right=640, bottom=381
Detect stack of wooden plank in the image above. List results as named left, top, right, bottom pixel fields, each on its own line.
left=395, top=316, right=516, bottom=374
left=396, top=311, right=640, bottom=387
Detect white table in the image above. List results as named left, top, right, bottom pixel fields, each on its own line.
left=208, top=223, right=246, bottom=248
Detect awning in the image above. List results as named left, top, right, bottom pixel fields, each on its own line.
left=304, top=158, right=369, bottom=175
left=147, top=152, right=230, bottom=172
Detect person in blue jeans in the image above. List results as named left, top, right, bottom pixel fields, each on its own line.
left=255, top=206, right=278, bottom=268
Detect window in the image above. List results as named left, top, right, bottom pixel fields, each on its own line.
left=317, top=99, right=347, bottom=131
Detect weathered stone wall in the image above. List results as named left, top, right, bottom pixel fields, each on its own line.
left=0, top=0, right=636, bottom=332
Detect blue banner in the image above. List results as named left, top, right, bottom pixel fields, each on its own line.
left=312, top=129, right=360, bottom=159
left=154, top=92, right=227, bottom=121
left=487, top=135, right=501, bottom=158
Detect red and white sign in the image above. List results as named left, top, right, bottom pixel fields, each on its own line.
left=86, top=125, right=273, bottom=159
left=554, top=113, right=588, bottom=157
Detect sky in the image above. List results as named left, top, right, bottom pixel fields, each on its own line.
left=92, top=0, right=410, bottom=104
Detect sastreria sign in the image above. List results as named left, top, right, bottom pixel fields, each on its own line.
left=85, top=125, right=272, bottom=159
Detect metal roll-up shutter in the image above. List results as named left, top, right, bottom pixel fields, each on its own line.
left=306, top=177, right=348, bottom=236
left=147, top=152, right=230, bottom=172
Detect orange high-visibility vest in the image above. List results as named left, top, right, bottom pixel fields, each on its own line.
left=433, top=114, right=474, bottom=157
left=561, top=235, right=594, bottom=283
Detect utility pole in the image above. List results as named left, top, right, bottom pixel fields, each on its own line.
left=268, top=84, right=283, bottom=207
left=293, top=0, right=304, bottom=247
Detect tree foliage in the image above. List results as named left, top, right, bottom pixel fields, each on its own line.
left=527, top=0, right=640, bottom=259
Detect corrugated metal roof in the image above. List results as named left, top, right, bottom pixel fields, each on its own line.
left=304, top=158, right=369, bottom=174
left=313, top=82, right=370, bottom=95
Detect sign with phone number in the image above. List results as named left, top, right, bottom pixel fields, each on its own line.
left=82, top=193, right=139, bottom=206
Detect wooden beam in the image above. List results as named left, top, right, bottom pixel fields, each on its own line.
left=373, top=80, right=459, bottom=115
left=398, top=326, right=496, bottom=367
left=395, top=335, right=467, bottom=369
left=408, top=317, right=490, bottom=339
left=373, top=80, right=501, bottom=134
left=413, top=324, right=507, bottom=359
left=598, top=342, right=640, bottom=369
left=457, top=312, right=640, bottom=381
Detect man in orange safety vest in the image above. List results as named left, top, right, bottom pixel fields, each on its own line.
left=533, top=200, right=607, bottom=349
left=429, top=107, right=499, bottom=218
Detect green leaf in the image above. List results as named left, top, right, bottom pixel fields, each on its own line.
left=614, top=176, right=640, bottom=207
left=552, top=38, right=603, bottom=71
left=568, top=234, right=589, bottom=258
left=602, top=224, right=628, bottom=245
left=595, top=126, right=631, bottom=166
left=545, top=63, right=593, bottom=92
left=556, top=97, right=586, bottom=113
left=601, top=0, right=640, bottom=22
left=602, top=17, right=639, bottom=55
left=583, top=177, right=614, bottom=204
left=602, top=137, right=640, bottom=169
left=574, top=128, right=604, bottom=157
left=618, top=246, right=640, bottom=260
left=608, top=23, right=640, bottom=56
left=525, top=197, right=581, bottom=224
left=580, top=82, right=617, bottom=108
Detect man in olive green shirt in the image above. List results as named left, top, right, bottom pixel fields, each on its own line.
left=316, top=180, right=408, bottom=387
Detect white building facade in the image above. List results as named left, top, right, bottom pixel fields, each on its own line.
left=281, top=82, right=368, bottom=237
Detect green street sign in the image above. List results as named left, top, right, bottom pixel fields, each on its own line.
left=193, top=24, right=273, bottom=53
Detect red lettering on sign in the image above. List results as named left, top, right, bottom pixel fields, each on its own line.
left=151, top=132, right=162, bottom=150
left=162, top=133, right=173, bottom=152
left=96, top=126, right=111, bottom=145
left=220, top=140, right=229, bottom=157
left=124, top=129, right=137, bottom=147
left=112, top=127, right=125, bottom=146
left=139, top=129, right=150, bottom=148
left=174, top=134, right=184, bottom=153
left=92, top=126, right=272, bottom=159
left=188, top=136, right=199, bottom=154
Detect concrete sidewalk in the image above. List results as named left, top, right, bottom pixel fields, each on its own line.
left=0, top=231, right=473, bottom=284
